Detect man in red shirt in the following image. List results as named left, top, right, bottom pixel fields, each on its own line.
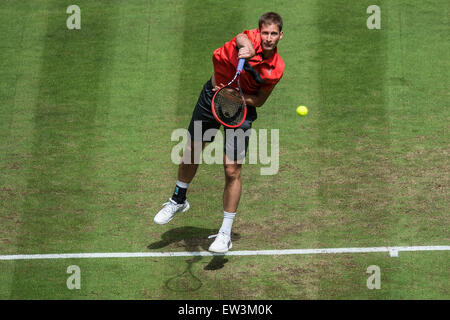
left=154, top=12, right=285, bottom=253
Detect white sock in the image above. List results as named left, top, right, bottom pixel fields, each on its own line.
left=219, top=211, right=235, bottom=236
left=176, top=180, right=189, bottom=189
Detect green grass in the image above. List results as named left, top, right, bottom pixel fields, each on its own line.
left=0, top=0, right=448, bottom=299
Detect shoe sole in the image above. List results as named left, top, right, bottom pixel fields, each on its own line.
left=154, top=202, right=190, bottom=225
left=208, top=242, right=232, bottom=254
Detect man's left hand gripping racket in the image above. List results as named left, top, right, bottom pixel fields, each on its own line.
left=211, top=58, right=247, bottom=128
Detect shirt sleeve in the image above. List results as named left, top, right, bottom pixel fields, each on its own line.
left=261, top=76, right=281, bottom=92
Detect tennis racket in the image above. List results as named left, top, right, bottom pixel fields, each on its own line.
left=211, top=58, right=247, bottom=128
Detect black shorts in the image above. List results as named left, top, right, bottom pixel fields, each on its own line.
left=187, top=79, right=257, bottom=161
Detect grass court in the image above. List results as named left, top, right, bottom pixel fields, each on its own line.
left=0, top=0, right=448, bottom=299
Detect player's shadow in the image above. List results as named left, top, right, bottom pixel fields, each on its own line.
left=148, top=226, right=241, bottom=272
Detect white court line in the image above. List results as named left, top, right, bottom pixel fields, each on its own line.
left=0, top=246, right=449, bottom=261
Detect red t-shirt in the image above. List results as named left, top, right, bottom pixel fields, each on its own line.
left=212, top=28, right=285, bottom=95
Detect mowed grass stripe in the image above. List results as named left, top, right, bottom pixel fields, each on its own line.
left=316, top=0, right=389, bottom=298
left=0, top=1, right=24, bottom=139
left=144, top=2, right=248, bottom=244
left=382, top=0, right=449, bottom=299
left=384, top=0, right=449, bottom=246
left=316, top=1, right=389, bottom=245
left=16, top=0, right=119, bottom=251
left=238, top=0, right=324, bottom=300
left=146, top=1, right=246, bottom=299
left=168, top=1, right=246, bottom=229
left=10, top=0, right=121, bottom=299
left=75, top=0, right=158, bottom=253
left=0, top=0, right=51, bottom=299
left=0, top=1, right=47, bottom=252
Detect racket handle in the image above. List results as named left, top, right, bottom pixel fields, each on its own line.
left=237, top=58, right=245, bottom=74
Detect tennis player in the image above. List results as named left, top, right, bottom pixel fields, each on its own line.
left=154, top=12, right=285, bottom=253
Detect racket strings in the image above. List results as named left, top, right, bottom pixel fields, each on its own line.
left=213, top=88, right=245, bottom=126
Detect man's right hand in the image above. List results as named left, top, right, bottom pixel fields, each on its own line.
left=238, top=46, right=254, bottom=59
left=236, top=33, right=256, bottom=59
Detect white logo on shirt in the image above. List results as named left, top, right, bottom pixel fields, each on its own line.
left=267, top=69, right=272, bottom=75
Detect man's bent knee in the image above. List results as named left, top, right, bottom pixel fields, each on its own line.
left=224, top=163, right=242, bottom=181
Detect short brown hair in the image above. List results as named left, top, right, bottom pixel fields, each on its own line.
left=258, top=12, right=283, bottom=32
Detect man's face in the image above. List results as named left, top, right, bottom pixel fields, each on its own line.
left=260, top=23, right=283, bottom=52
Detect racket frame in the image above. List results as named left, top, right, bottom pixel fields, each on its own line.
left=211, top=58, right=247, bottom=128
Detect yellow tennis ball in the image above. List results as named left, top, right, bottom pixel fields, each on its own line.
left=296, top=106, right=308, bottom=116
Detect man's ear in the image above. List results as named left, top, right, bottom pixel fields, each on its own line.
left=279, top=30, right=284, bottom=40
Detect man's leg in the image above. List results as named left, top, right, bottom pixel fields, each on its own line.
left=208, top=155, right=241, bottom=253
left=223, top=155, right=242, bottom=213
left=155, top=78, right=218, bottom=225
left=209, top=140, right=248, bottom=254
left=208, top=121, right=252, bottom=252
left=222, top=121, right=251, bottom=214
left=171, top=140, right=205, bottom=204
left=177, top=140, right=205, bottom=184
left=154, top=139, right=205, bottom=225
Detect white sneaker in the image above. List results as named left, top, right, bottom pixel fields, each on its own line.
left=154, top=198, right=190, bottom=225
left=208, top=232, right=232, bottom=253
